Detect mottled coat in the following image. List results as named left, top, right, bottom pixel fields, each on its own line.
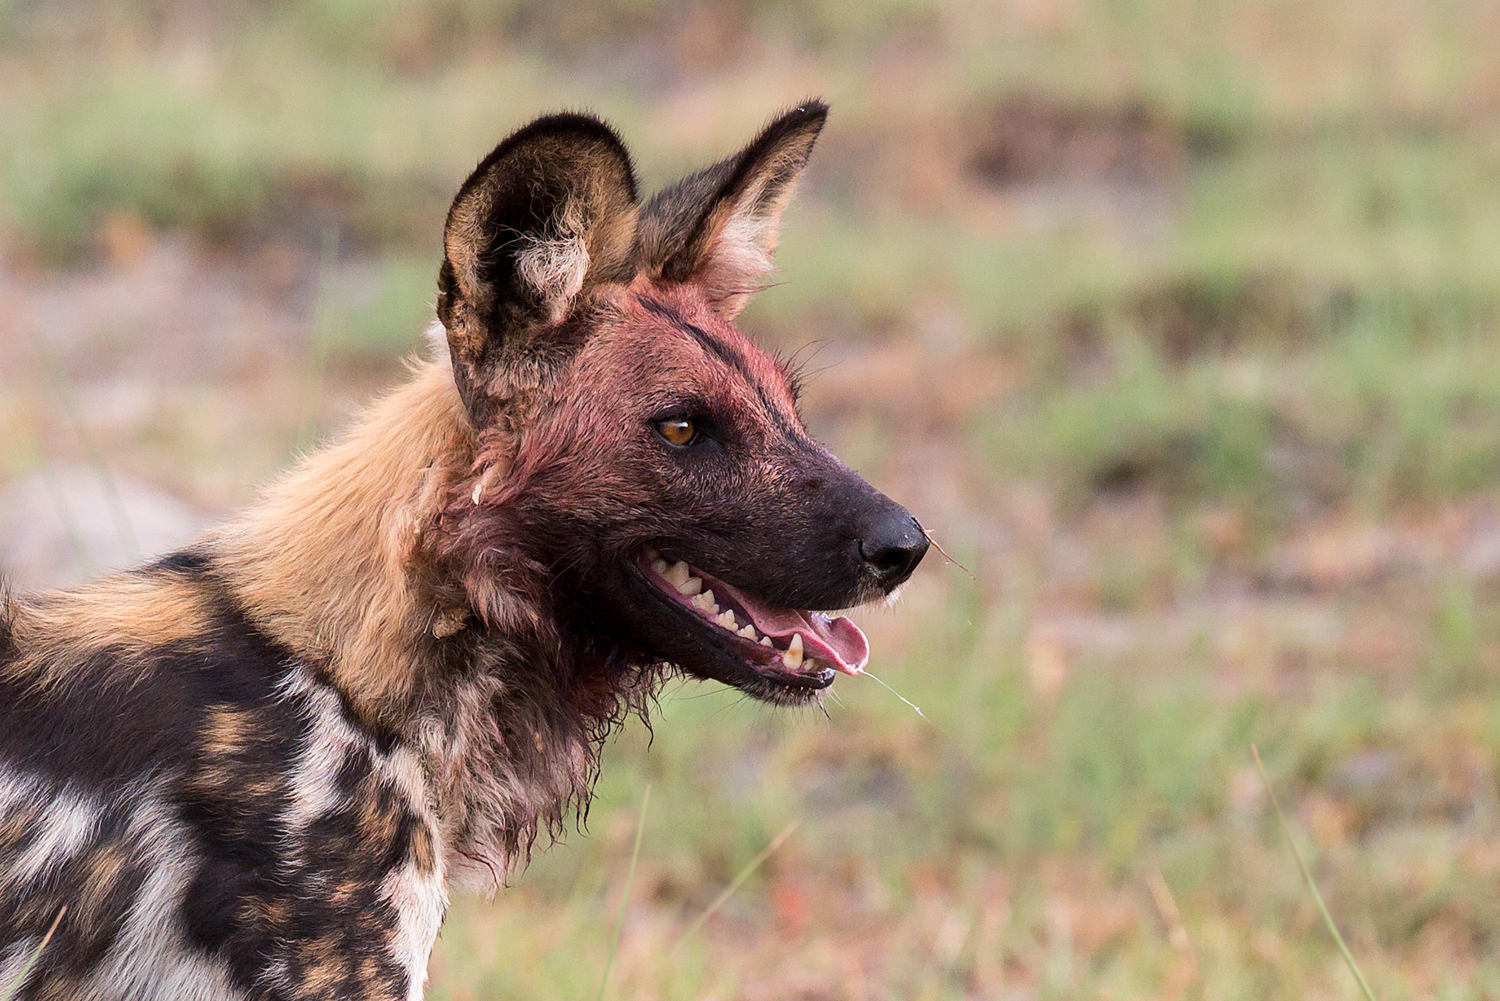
left=0, top=103, right=927, bottom=1000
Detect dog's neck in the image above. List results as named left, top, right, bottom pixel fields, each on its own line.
left=215, top=358, right=474, bottom=729
left=211, top=352, right=649, bottom=884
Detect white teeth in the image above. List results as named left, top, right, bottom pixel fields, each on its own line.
left=644, top=547, right=660, bottom=561
left=691, top=589, right=716, bottom=612
left=676, top=576, right=703, bottom=596
left=717, top=609, right=738, bottom=629
left=760, top=636, right=774, bottom=647
left=737, top=624, right=758, bottom=639
left=782, top=633, right=804, bottom=670
left=663, top=562, right=691, bottom=588
left=649, top=558, right=669, bottom=575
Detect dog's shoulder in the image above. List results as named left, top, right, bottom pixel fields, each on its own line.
left=0, top=549, right=298, bottom=789
left=0, top=551, right=444, bottom=1000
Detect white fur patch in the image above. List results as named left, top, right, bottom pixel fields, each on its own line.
left=713, top=209, right=777, bottom=284
left=0, top=770, right=103, bottom=891
left=378, top=743, right=448, bottom=1000
left=381, top=854, right=447, bottom=1001
left=423, top=320, right=452, bottom=365
left=81, top=789, right=243, bottom=1001
left=277, top=667, right=448, bottom=997
left=515, top=202, right=591, bottom=324
left=697, top=185, right=789, bottom=317
left=278, top=668, right=362, bottom=831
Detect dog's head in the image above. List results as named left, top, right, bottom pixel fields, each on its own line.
left=433, top=103, right=926, bottom=705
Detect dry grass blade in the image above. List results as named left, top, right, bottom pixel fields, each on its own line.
left=595, top=784, right=650, bottom=1001
left=863, top=672, right=935, bottom=727
left=921, top=527, right=976, bottom=581
left=36, top=454, right=95, bottom=571
left=0, top=906, right=66, bottom=1001
left=670, top=819, right=800, bottom=957
left=1146, top=869, right=1198, bottom=996
left=1252, top=745, right=1378, bottom=1001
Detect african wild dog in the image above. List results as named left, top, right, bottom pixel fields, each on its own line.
left=0, top=102, right=927, bottom=999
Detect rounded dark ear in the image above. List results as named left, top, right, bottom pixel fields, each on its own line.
left=638, top=101, right=826, bottom=319
left=438, top=113, right=638, bottom=419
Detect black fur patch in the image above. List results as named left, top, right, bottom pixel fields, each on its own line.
left=180, top=745, right=418, bottom=1001
left=0, top=800, right=150, bottom=990
left=0, top=572, right=299, bottom=793
left=0, top=554, right=419, bottom=999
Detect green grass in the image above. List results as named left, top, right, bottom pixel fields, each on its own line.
left=0, top=908, right=65, bottom=1001
left=419, top=563, right=1500, bottom=998
left=11, top=0, right=1500, bottom=996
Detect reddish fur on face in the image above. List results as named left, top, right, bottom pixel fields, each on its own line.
left=0, top=105, right=927, bottom=1001
left=514, top=281, right=801, bottom=511
left=415, top=268, right=803, bottom=633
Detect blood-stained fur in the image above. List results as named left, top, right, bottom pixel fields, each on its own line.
left=0, top=102, right=927, bottom=999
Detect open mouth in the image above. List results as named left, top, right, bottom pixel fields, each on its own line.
left=637, top=547, right=869, bottom=691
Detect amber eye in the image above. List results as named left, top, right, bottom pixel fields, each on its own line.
left=656, top=418, right=697, bottom=447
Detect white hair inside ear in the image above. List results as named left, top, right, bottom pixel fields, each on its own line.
left=694, top=176, right=794, bottom=319
left=699, top=205, right=779, bottom=318
left=514, top=202, right=592, bottom=324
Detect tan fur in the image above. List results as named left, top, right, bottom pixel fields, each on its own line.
left=213, top=359, right=476, bottom=726
left=4, top=575, right=218, bottom=690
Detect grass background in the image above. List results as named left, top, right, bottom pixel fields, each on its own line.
left=7, top=0, right=1500, bottom=997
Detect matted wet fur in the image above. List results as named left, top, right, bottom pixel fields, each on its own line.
left=0, top=102, right=928, bottom=1000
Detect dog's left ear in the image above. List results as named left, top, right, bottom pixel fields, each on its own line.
left=640, top=101, right=826, bottom=318
left=438, top=113, right=639, bottom=421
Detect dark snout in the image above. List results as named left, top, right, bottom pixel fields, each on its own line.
left=858, top=506, right=928, bottom=590
left=805, top=449, right=929, bottom=600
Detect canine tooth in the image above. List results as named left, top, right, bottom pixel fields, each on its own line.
left=782, top=633, right=804, bottom=670
left=649, top=558, right=669, bottom=575
left=691, top=590, right=716, bottom=612
left=644, top=547, right=660, bottom=561
left=676, top=576, right=703, bottom=596
left=760, top=635, right=774, bottom=647
left=737, top=624, right=757, bottom=639
left=663, top=562, right=691, bottom=587
left=717, top=609, right=737, bottom=629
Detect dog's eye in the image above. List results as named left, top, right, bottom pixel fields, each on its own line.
left=656, top=418, right=697, bottom=447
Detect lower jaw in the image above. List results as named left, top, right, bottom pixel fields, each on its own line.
left=701, top=661, right=834, bottom=705
left=677, top=621, right=836, bottom=697
left=624, top=580, right=833, bottom=700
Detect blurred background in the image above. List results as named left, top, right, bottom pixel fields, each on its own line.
left=5, top=0, right=1500, bottom=997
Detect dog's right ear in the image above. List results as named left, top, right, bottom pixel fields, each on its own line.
left=438, top=114, right=638, bottom=422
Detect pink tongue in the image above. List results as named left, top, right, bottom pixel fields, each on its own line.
left=717, top=581, right=869, bottom=675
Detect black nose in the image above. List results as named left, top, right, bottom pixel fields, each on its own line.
left=858, top=512, right=929, bottom=590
